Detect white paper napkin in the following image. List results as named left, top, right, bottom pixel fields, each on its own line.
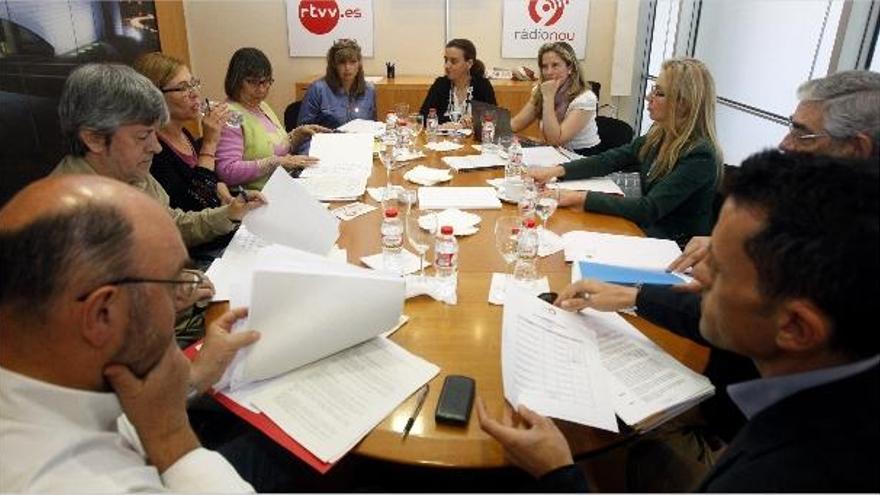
left=488, top=273, right=550, bottom=305
left=405, top=274, right=457, bottom=304
left=403, top=165, right=453, bottom=186
left=418, top=208, right=481, bottom=236
left=331, top=202, right=376, bottom=221
left=394, top=149, right=426, bottom=162
left=361, top=249, right=431, bottom=275
left=425, top=141, right=464, bottom=152
left=366, top=186, right=406, bottom=203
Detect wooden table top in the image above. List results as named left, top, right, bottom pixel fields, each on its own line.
left=209, top=135, right=710, bottom=468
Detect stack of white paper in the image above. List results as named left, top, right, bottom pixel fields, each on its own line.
left=442, top=154, right=507, bottom=171
left=580, top=309, right=715, bottom=431
left=501, top=288, right=714, bottom=433
left=293, top=175, right=367, bottom=201
left=300, top=133, right=374, bottom=197
left=553, top=178, right=624, bottom=195
left=522, top=146, right=571, bottom=167
left=562, top=231, right=682, bottom=269
left=418, top=187, right=502, bottom=210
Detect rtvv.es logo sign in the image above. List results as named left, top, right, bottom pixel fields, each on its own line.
left=299, top=0, right=362, bottom=35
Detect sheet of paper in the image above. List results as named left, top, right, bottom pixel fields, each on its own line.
left=538, top=228, right=565, bottom=257
left=251, top=338, right=439, bottom=463
left=580, top=309, right=714, bottom=428
left=227, top=251, right=405, bottom=388
left=205, top=226, right=270, bottom=301
left=488, top=273, right=550, bottom=305
left=242, top=168, right=339, bottom=255
left=553, top=178, right=624, bottom=195
left=522, top=146, right=570, bottom=167
left=418, top=187, right=502, bottom=210
left=302, top=133, right=374, bottom=178
left=562, top=231, right=682, bottom=269
left=501, top=287, right=619, bottom=432
left=292, top=175, right=367, bottom=201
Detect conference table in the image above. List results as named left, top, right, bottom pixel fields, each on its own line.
left=209, top=134, right=709, bottom=469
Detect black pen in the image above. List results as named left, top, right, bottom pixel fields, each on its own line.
left=233, top=185, right=250, bottom=202
left=402, top=384, right=430, bottom=439
left=204, top=97, right=211, bottom=113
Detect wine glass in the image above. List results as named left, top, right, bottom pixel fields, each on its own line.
left=199, top=100, right=243, bottom=128
left=494, top=215, right=521, bottom=273
left=447, top=109, right=462, bottom=142
left=378, top=140, right=396, bottom=194
left=535, top=182, right=560, bottom=230
left=407, top=210, right=435, bottom=279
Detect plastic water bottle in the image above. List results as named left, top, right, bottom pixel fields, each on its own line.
left=513, top=217, right=539, bottom=284
left=426, top=108, right=439, bottom=143
left=381, top=207, right=404, bottom=274
left=434, top=225, right=458, bottom=280
left=481, top=114, right=495, bottom=154
left=504, top=136, right=524, bottom=200
left=385, top=111, right=398, bottom=134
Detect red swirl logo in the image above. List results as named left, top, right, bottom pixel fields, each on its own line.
left=528, top=0, right=568, bottom=27
left=299, top=0, right=340, bottom=35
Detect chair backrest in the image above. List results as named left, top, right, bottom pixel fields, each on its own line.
left=587, top=80, right=601, bottom=112
left=284, top=100, right=302, bottom=132
left=594, top=116, right=635, bottom=153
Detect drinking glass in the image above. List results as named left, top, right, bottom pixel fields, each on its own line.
left=378, top=140, right=396, bottom=193
left=535, top=182, right=560, bottom=230
left=448, top=109, right=462, bottom=142
left=494, top=215, right=521, bottom=273
left=199, top=100, right=244, bottom=128
left=394, top=102, right=410, bottom=120
left=407, top=210, right=435, bottom=278
left=408, top=113, right=424, bottom=151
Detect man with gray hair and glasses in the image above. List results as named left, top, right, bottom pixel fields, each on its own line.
left=52, top=63, right=265, bottom=251
left=780, top=69, right=880, bottom=161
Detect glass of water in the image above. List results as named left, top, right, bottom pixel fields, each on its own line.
left=200, top=100, right=244, bottom=128
left=535, top=182, right=560, bottom=230
left=494, top=215, right=521, bottom=273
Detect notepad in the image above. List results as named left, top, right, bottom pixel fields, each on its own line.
left=577, top=261, right=690, bottom=285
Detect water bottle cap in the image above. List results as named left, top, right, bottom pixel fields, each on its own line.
left=440, top=225, right=454, bottom=235
left=524, top=218, right=536, bottom=228
left=384, top=207, right=399, bottom=218
left=484, top=114, right=494, bottom=122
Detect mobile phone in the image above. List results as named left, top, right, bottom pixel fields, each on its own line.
left=435, top=375, right=475, bottom=426
left=537, top=292, right=558, bottom=304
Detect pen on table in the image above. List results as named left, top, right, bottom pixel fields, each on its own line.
left=402, top=384, right=429, bottom=440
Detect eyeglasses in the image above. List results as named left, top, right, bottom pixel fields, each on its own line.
left=786, top=120, right=829, bottom=141
left=161, top=78, right=202, bottom=94
left=647, top=84, right=666, bottom=98
left=244, top=77, right=274, bottom=87
left=75, top=268, right=205, bottom=302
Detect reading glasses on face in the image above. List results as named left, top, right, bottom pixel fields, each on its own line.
left=786, top=120, right=830, bottom=141
left=245, top=77, right=275, bottom=87
left=75, top=268, right=204, bottom=302
left=161, top=79, right=202, bottom=94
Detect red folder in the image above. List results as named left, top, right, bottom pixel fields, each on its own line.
left=183, top=343, right=334, bottom=474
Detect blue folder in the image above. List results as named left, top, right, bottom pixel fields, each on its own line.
left=578, top=261, right=685, bottom=286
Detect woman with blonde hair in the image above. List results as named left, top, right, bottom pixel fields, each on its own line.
left=511, top=41, right=600, bottom=155
left=531, top=58, right=722, bottom=244
left=298, top=38, right=376, bottom=130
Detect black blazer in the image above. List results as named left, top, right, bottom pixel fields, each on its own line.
left=419, top=75, right=496, bottom=124
left=697, top=364, right=880, bottom=492
left=636, top=285, right=759, bottom=442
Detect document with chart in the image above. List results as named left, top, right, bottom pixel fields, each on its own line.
left=501, top=287, right=619, bottom=432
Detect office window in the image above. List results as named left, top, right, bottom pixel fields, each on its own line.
left=639, top=0, right=679, bottom=135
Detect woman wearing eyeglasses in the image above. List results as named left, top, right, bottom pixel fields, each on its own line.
left=134, top=52, right=235, bottom=213
left=510, top=42, right=601, bottom=156
left=530, top=58, right=722, bottom=245
left=297, top=39, right=376, bottom=133
left=216, top=47, right=328, bottom=189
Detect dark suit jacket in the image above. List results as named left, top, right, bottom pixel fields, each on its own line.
left=697, top=364, right=880, bottom=492
left=419, top=75, right=496, bottom=124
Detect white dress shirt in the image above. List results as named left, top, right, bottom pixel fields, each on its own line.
left=0, top=366, right=254, bottom=493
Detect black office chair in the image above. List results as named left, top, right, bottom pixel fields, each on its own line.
left=587, top=80, right=601, bottom=112
left=711, top=164, right=740, bottom=228
left=284, top=100, right=302, bottom=132
left=592, top=116, right=635, bottom=154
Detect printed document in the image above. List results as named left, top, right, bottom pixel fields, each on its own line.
left=502, top=287, right=619, bottom=432
left=522, top=146, right=571, bottom=167
left=304, top=132, right=374, bottom=176
left=250, top=338, right=439, bottom=463
left=418, top=186, right=502, bottom=210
